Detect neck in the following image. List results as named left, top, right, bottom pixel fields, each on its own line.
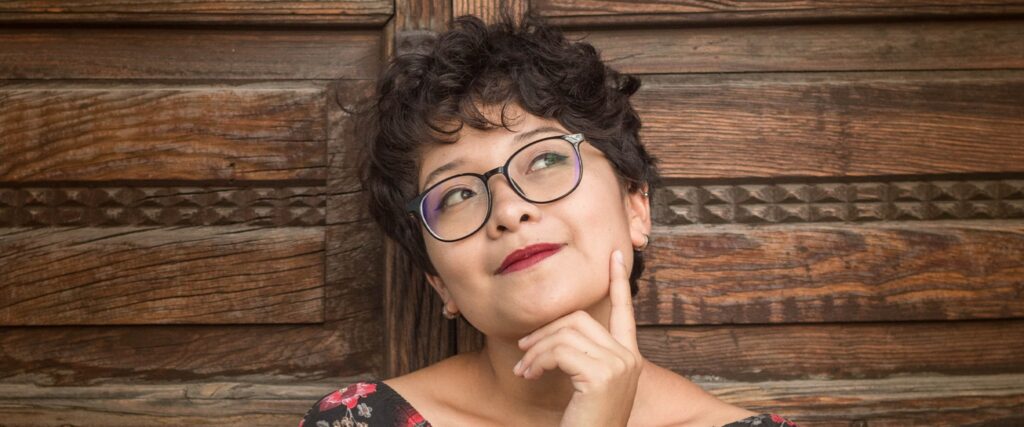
left=466, top=296, right=654, bottom=419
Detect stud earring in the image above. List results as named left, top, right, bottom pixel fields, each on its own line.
left=635, top=233, right=650, bottom=251
left=442, top=304, right=458, bottom=320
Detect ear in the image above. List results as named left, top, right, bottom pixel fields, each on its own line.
left=624, top=182, right=652, bottom=249
left=425, top=272, right=459, bottom=313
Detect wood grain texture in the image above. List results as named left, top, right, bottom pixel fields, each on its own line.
left=571, top=20, right=1024, bottom=74
left=0, top=29, right=380, bottom=80
left=0, top=381, right=351, bottom=426
left=0, top=374, right=1021, bottom=426
left=453, top=0, right=528, bottom=24
left=639, top=320, right=1024, bottom=381
left=705, top=374, right=1024, bottom=427
left=0, top=226, right=324, bottom=325
left=0, top=186, right=327, bottom=227
left=0, top=84, right=327, bottom=182
left=635, top=71, right=1024, bottom=179
left=0, top=1, right=392, bottom=25
left=538, top=0, right=1024, bottom=26
left=637, top=221, right=1024, bottom=325
left=656, top=179, right=1024, bottom=225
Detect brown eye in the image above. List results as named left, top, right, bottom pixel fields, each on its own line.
left=527, top=152, right=569, bottom=173
left=439, top=187, right=478, bottom=210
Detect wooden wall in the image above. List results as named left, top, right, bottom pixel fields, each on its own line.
left=1, top=1, right=1022, bottom=426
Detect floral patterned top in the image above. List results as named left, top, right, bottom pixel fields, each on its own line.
left=300, top=381, right=798, bottom=427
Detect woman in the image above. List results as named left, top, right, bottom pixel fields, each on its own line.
left=302, top=10, right=798, bottom=427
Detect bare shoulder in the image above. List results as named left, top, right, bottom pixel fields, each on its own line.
left=635, top=361, right=757, bottom=427
left=382, top=353, right=488, bottom=425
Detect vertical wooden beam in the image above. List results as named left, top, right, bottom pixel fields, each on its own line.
left=453, top=0, right=528, bottom=24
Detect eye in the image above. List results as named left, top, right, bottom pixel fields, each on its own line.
left=438, top=187, right=478, bottom=210
left=528, top=152, right=569, bottom=173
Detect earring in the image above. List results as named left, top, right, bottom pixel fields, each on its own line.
left=642, top=190, right=649, bottom=198
left=635, top=233, right=650, bottom=251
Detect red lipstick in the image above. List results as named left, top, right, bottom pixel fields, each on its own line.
left=496, top=243, right=564, bottom=275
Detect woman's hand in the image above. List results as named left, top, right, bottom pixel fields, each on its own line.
left=513, top=249, right=643, bottom=427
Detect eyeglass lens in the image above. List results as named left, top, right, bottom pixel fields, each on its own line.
left=420, top=137, right=581, bottom=241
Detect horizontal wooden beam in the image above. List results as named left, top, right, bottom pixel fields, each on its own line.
left=639, top=320, right=1024, bottom=381
left=637, top=220, right=1024, bottom=325
left=573, top=19, right=1024, bottom=74
left=1, top=374, right=1022, bottom=426
left=635, top=71, right=1024, bottom=179
left=539, top=0, right=1024, bottom=27
left=1, top=84, right=329, bottom=182
left=0, top=226, right=324, bottom=325
left=0, top=29, right=380, bottom=80
left=0, top=1, right=393, bottom=26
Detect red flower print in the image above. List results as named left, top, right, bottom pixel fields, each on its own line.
left=406, top=411, right=426, bottom=427
left=298, top=420, right=304, bottom=427
left=771, top=414, right=796, bottom=426
left=318, top=389, right=345, bottom=412
left=340, top=382, right=378, bottom=410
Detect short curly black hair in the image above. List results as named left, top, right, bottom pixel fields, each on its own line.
left=360, top=10, right=659, bottom=296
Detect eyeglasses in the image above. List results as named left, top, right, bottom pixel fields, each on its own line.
left=407, top=133, right=587, bottom=242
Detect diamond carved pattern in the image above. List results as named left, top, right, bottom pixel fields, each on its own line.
left=658, top=180, right=1024, bottom=225
left=0, top=187, right=326, bottom=226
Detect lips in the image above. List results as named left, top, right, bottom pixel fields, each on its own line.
left=496, top=243, right=564, bottom=275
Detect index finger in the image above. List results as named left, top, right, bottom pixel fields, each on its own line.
left=608, top=249, right=638, bottom=352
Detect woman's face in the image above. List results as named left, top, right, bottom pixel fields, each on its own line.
left=417, top=104, right=650, bottom=340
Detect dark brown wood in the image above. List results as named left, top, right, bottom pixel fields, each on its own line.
left=634, top=71, right=1024, bottom=179
left=0, top=186, right=327, bottom=227
left=640, top=320, right=1024, bottom=381
left=0, top=374, right=1021, bottom=426
left=538, top=0, right=1024, bottom=27
left=705, top=374, right=1024, bottom=427
left=0, top=29, right=380, bottom=80
left=636, top=220, right=1024, bottom=325
left=0, top=1, right=393, bottom=26
left=0, top=226, right=324, bottom=325
left=655, top=179, right=1024, bottom=225
left=0, top=84, right=328, bottom=182
left=570, top=20, right=1024, bottom=74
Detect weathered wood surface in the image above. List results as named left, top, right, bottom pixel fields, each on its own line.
left=639, top=319, right=1024, bottom=381
left=0, top=226, right=324, bottom=325
left=0, top=29, right=380, bottom=80
left=0, top=186, right=327, bottom=227
left=539, top=0, right=1024, bottom=26
left=572, top=20, right=1024, bottom=74
left=453, top=0, right=528, bottom=23
left=1, top=374, right=1022, bottom=426
left=0, top=84, right=328, bottom=182
left=706, top=374, right=1024, bottom=427
left=0, top=1, right=393, bottom=25
left=634, top=71, right=1024, bottom=179
left=636, top=221, right=1024, bottom=325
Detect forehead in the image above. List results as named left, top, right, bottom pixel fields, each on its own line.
left=416, top=106, right=568, bottom=188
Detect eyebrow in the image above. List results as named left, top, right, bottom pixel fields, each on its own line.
left=420, top=125, right=567, bottom=189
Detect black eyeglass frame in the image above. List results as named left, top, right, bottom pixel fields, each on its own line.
left=406, top=133, right=587, bottom=242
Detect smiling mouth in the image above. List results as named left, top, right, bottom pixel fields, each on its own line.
left=497, top=244, right=564, bottom=275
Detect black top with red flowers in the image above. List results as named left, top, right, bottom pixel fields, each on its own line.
left=300, top=381, right=798, bottom=427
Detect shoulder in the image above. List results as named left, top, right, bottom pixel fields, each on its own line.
left=720, top=413, right=799, bottom=427
left=299, top=381, right=428, bottom=427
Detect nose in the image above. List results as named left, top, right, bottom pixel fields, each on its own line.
left=484, top=174, right=541, bottom=239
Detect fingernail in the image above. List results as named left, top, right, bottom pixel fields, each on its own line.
left=513, top=360, right=522, bottom=375
left=614, top=250, right=624, bottom=266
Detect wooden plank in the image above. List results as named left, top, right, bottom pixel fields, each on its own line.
left=0, top=29, right=380, bottom=80
left=0, top=1, right=393, bottom=26
left=538, top=0, right=1024, bottom=26
left=0, top=381, right=345, bottom=426
left=453, top=0, right=528, bottom=24
left=0, top=84, right=328, bottom=182
left=0, top=374, right=1022, bottom=426
left=0, top=186, right=327, bottom=227
left=639, top=320, right=1024, bottom=381
left=637, top=221, right=1024, bottom=325
left=705, top=374, right=1024, bottom=427
left=570, top=20, right=1024, bottom=74
left=0, top=226, right=324, bottom=325
left=635, top=71, right=1024, bottom=179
